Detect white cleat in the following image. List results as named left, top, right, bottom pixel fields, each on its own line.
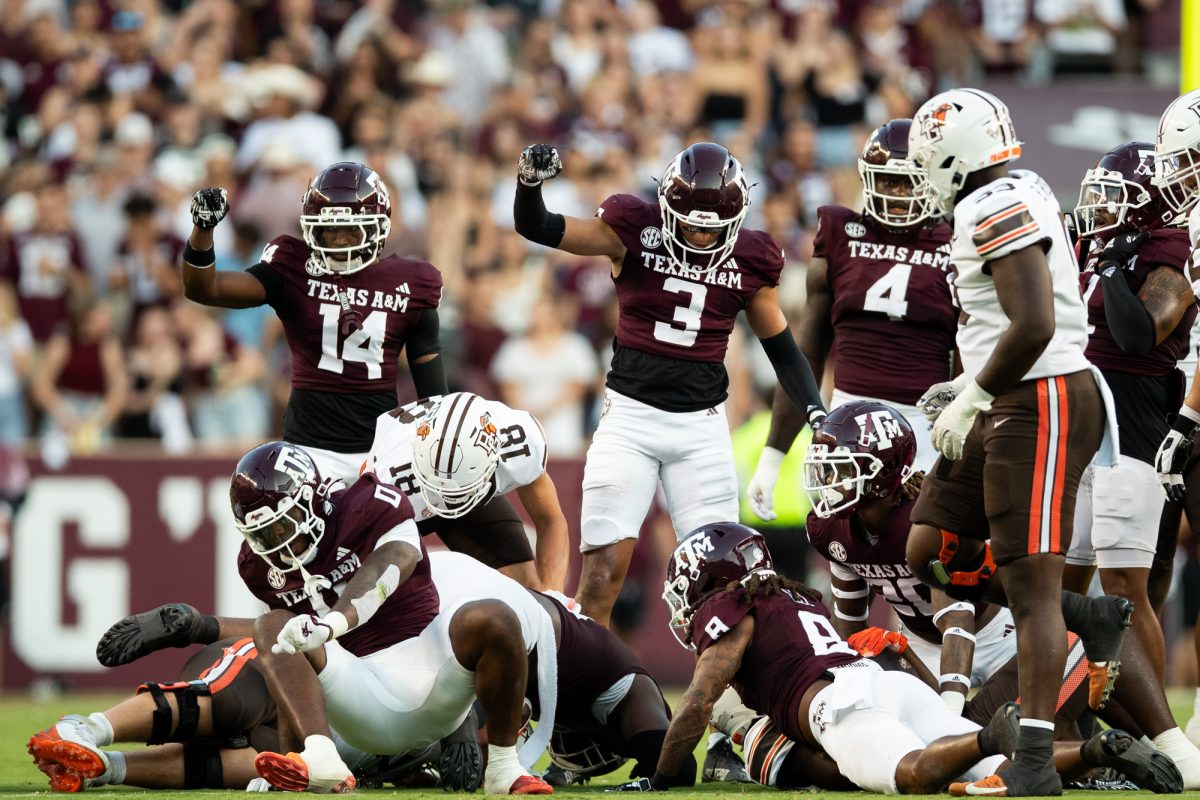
left=27, top=715, right=110, bottom=785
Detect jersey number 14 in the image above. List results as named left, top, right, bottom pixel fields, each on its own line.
left=318, top=304, right=387, bottom=378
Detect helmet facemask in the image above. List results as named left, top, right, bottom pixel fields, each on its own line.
left=658, top=162, right=749, bottom=273
left=411, top=395, right=502, bottom=519
left=1153, top=147, right=1200, bottom=215
left=237, top=484, right=326, bottom=573
left=860, top=159, right=935, bottom=229
left=1075, top=168, right=1151, bottom=237
left=301, top=208, right=391, bottom=276
left=415, top=468, right=498, bottom=519
left=803, top=444, right=888, bottom=519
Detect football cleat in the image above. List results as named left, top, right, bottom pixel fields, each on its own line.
left=95, top=603, right=205, bottom=667
left=977, top=702, right=1020, bottom=760
left=541, top=764, right=582, bottom=788
left=950, top=762, right=1062, bottom=797
left=439, top=707, right=483, bottom=792
left=35, top=757, right=90, bottom=793
left=506, top=775, right=553, bottom=795
left=1082, top=729, right=1182, bottom=794
left=1072, top=596, right=1133, bottom=710
left=28, top=716, right=108, bottom=781
left=255, top=736, right=356, bottom=794
left=701, top=736, right=753, bottom=784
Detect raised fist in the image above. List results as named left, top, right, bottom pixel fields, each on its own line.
left=517, top=144, right=563, bottom=186
left=1096, top=230, right=1149, bottom=276
left=190, top=187, right=229, bottom=230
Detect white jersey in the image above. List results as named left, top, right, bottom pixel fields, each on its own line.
left=366, top=395, right=548, bottom=520
left=950, top=169, right=1091, bottom=381
left=1186, top=204, right=1200, bottom=295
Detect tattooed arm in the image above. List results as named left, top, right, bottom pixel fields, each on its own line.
left=653, top=616, right=755, bottom=785
left=1139, top=265, right=1194, bottom=346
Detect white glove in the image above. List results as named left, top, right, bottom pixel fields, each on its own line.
left=747, top=446, right=786, bottom=521
left=272, top=612, right=348, bottom=655
left=916, top=373, right=971, bottom=424
left=245, top=778, right=273, bottom=792
left=1156, top=406, right=1200, bottom=502
left=543, top=590, right=584, bottom=617
left=932, top=380, right=994, bottom=461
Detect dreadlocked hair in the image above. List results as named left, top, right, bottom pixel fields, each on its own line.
left=724, top=571, right=823, bottom=605
left=900, top=470, right=925, bottom=501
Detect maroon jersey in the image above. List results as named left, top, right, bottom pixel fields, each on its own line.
left=692, top=588, right=860, bottom=744
left=1082, top=227, right=1195, bottom=377
left=815, top=206, right=956, bottom=405
left=246, top=235, right=442, bottom=452
left=806, top=498, right=941, bottom=643
left=117, top=233, right=183, bottom=306
left=1, top=231, right=86, bottom=342
left=57, top=337, right=107, bottom=395
left=237, top=474, right=439, bottom=657
left=597, top=194, right=784, bottom=411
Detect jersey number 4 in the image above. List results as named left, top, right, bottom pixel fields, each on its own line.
left=318, top=304, right=387, bottom=379
left=864, top=263, right=912, bottom=321
left=654, top=277, right=708, bottom=347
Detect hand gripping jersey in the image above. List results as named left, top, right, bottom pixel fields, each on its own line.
left=366, top=396, right=547, bottom=520
left=597, top=194, right=785, bottom=411
left=237, top=473, right=439, bottom=656
left=815, top=206, right=956, bottom=405
left=951, top=170, right=1090, bottom=381
left=246, top=235, right=443, bottom=452
left=691, top=588, right=861, bottom=745
left=1082, top=227, right=1195, bottom=377
left=806, top=498, right=989, bottom=645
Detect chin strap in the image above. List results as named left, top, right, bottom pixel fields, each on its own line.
left=927, top=530, right=995, bottom=588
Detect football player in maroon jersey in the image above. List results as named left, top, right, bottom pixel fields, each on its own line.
left=512, top=142, right=824, bottom=632
left=747, top=119, right=957, bottom=522
left=225, top=441, right=553, bottom=794
left=181, top=163, right=446, bottom=485
left=1066, top=142, right=1195, bottom=684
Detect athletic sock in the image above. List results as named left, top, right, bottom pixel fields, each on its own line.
left=1013, top=719, right=1055, bottom=771
left=98, top=751, right=125, bottom=786
left=85, top=713, right=114, bottom=747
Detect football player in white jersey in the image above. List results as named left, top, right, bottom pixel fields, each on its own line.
left=901, top=88, right=1130, bottom=797
left=364, top=392, right=570, bottom=593
left=1149, top=88, right=1200, bottom=748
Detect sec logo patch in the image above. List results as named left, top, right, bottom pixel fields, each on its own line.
left=844, top=222, right=866, bottom=238
left=268, top=568, right=286, bottom=589
left=828, top=542, right=847, bottom=561
left=640, top=226, right=663, bottom=248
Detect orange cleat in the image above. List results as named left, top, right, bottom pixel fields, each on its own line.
left=255, top=750, right=356, bottom=794
left=27, top=718, right=107, bottom=780
left=950, top=775, right=1010, bottom=796
left=1086, top=660, right=1120, bottom=710
left=508, top=775, right=553, bottom=795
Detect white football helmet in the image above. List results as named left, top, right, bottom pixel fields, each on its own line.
left=907, top=88, right=1023, bottom=216
left=1152, top=89, right=1200, bottom=215
left=411, top=393, right=500, bottom=518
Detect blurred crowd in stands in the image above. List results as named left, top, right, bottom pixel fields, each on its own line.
left=0, top=0, right=1179, bottom=460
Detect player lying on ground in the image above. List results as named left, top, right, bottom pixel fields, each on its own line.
left=71, top=561, right=692, bottom=792
left=365, top=392, right=570, bottom=592
left=609, top=523, right=1179, bottom=796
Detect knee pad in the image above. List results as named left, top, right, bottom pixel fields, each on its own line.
left=182, top=745, right=224, bottom=789
left=927, top=531, right=994, bottom=600
left=136, top=681, right=210, bottom=744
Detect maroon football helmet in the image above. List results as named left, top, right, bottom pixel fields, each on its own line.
left=230, top=441, right=326, bottom=572
left=663, top=522, right=773, bottom=649
left=658, top=142, right=750, bottom=272
left=803, top=401, right=916, bottom=519
left=300, top=162, right=393, bottom=275
left=858, top=119, right=935, bottom=230
left=1075, top=141, right=1173, bottom=238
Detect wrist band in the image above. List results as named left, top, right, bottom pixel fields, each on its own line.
left=323, top=611, right=349, bottom=639
left=1181, top=405, right=1200, bottom=425
left=942, top=627, right=976, bottom=644
left=183, top=242, right=216, bottom=268
left=932, top=602, right=975, bottom=625
left=939, top=672, right=970, bottom=686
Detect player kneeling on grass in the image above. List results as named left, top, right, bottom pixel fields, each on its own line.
left=609, top=523, right=1181, bottom=796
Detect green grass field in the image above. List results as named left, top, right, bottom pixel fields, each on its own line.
left=3, top=690, right=1200, bottom=798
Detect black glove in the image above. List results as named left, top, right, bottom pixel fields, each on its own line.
left=518, top=144, right=563, bottom=186
left=606, top=778, right=659, bottom=793
left=190, top=187, right=229, bottom=230
left=1096, top=231, right=1149, bottom=276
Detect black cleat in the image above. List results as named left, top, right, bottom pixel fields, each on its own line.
left=439, top=708, right=482, bottom=792
left=542, top=764, right=583, bottom=787
left=95, top=603, right=204, bottom=667
left=1071, top=596, right=1134, bottom=710
left=1082, top=730, right=1183, bottom=794
left=978, top=702, right=1021, bottom=760
left=702, top=736, right=752, bottom=784
left=952, top=762, right=1062, bottom=796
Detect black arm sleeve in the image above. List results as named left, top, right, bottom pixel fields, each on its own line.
left=760, top=330, right=825, bottom=421
left=406, top=309, right=447, bottom=398
left=1099, top=270, right=1156, bottom=356
left=514, top=182, right=566, bottom=248
left=246, top=263, right=284, bottom=308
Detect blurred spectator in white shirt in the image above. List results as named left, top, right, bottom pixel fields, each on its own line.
left=0, top=283, right=32, bottom=445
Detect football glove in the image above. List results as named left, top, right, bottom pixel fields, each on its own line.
left=847, top=627, right=908, bottom=657
left=272, top=613, right=347, bottom=655
left=1096, top=231, right=1148, bottom=276
left=518, top=144, right=563, bottom=186
left=932, top=380, right=993, bottom=461
left=190, top=187, right=229, bottom=230
left=917, top=373, right=971, bottom=424
left=747, top=446, right=785, bottom=521
left=607, top=778, right=658, bottom=792
left=1156, top=408, right=1200, bottom=502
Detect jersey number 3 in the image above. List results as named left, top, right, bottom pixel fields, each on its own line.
left=318, top=304, right=387, bottom=379
left=654, top=277, right=708, bottom=347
